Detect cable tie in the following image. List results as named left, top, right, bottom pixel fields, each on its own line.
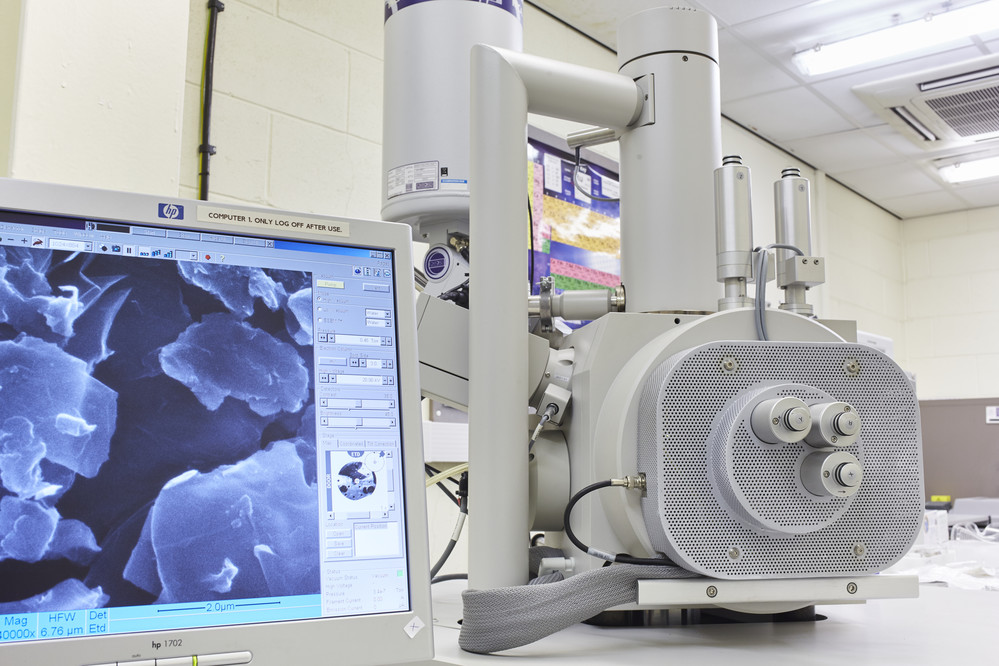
left=587, top=548, right=617, bottom=563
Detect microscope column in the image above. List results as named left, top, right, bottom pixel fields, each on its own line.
left=617, top=7, right=721, bottom=314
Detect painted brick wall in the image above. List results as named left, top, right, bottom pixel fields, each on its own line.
left=903, top=206, right=999, bottom=399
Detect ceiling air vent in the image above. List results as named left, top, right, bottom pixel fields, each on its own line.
left=924, top=84, right=999, bottom=137
left=854, top=54, right=999, bottom=151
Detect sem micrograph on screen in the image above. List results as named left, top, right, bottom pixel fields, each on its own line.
left=0, top=247, right=319, bottom=612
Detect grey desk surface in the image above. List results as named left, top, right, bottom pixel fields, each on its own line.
left=424, top=581, right=994, bottom=664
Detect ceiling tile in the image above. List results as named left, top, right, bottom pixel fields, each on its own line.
left=689, top=0, right=815, bottom=28
left=732, top=0, right=978, bottom=67
left=808, top=45, right=987, bottom=128
left=836, top=163, right=942, bottom=200
left=783, top=128, right=902, bottom=174
left=723, top=87, right=854, bottom=142
left=949, top=181, right=999, bottom=209
left=863, top=123, right=933, bottom=158
left=719, top=30, right=798, bottom=102
left=880, top=190, right=968, bottom=218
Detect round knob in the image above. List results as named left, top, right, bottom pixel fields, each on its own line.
left=751, top=397, right=812, bottom=444
left=833, top=411, right=860, bottom=437
left=835, top=462, right=863, bottom=487
left=805, top=402, right=861, bottom=448
left=784, top=406, right=811, bottom=432
left=801, top=451, right=864, bottom=497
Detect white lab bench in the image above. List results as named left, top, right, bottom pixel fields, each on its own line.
left=426, top=567, right=996, bottom=664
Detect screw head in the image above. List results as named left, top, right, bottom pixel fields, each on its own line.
left=772, top=417, right=780, bottom=425
left=823, top=470, right=831, bottom=478
left=706, top=585, right=718, bottom=598
left=853, top=543, right=866, bottom=557
left=728, top=547, right=740, bottom=560
left=831, top=435, right=839, bottom=443
left=847, top=582, right=858, bottom=594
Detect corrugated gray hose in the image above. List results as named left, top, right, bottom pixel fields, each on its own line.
left=458, top=564, right=698, bottom=654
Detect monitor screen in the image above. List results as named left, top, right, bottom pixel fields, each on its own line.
left=0, top=179, right=433, bottom=665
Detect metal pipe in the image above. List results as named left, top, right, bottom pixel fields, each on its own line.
left=566, top=126, right=620, bottom=150
left=527, top=287, right=625, bottom=320
left=469, top=45, right=643, bottom=590
left=714, top=155, right=754, bottom=311
left=774, top=167, right=813, bottom=315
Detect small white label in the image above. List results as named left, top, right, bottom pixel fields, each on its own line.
left=987, top=406, right=999, bottom=424
left=387, top=161, right=439, bottom=198
left=403, top=615, right=425, bottom=638
left=197, top=206, right=348, bottom=236
left=543, top=153, right=562, bottom=192
left=440, top=178, right=468, bottom=192
left=601, top=176, right=620, bottom=199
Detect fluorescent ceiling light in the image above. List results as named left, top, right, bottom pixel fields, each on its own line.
left=792, top=1, right=999, bottom=76
left=938, top=155, right=999, bottom=183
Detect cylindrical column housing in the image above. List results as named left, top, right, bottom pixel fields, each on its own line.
left=714, top=155, right=754, bottom=310
left=618, top=7, right=721, bottom=314
left=774, top=167, right=813, bottom=313
left=382, top=0, right=523, bottom=240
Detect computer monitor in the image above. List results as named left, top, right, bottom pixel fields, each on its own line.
left=0, top=179, right=434, bottom=666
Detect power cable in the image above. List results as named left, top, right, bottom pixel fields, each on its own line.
left=198, top=0, right=225, bottom=200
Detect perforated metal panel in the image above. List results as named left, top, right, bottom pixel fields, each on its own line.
left=926, top=85, right=999, bottom=137
left=637, top=341, right=923, bottom=579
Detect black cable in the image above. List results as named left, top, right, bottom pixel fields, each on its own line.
left=528, top=197, right=535, bottom=294
left=563, top=480, right=674, bottom=566
left=431, top=573, right=468, bottom=584
left=572, top=147, right=620, bottom=203
left=425, top=463, right=461, bottom=485
left=430, top=539, right=458, bottom=579
left=431, top=490, right=468, bottom=578
left=199, top=0, right=225, bottom=201
left=425, top=465, right=460, bottom=507
left=438, top=280, right=469, bottom=309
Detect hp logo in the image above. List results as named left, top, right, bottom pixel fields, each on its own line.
left=158, top=203, right=184, bottom=220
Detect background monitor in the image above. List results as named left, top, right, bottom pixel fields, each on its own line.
left=0, top=178, right=434, bottom=666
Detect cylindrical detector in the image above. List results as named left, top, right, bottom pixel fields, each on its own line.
left=774, top=167, right=812, bottom=284
left=714, top=155, right=753, bottom=282
left=382, top=0, right=523, bottom=241
left=617, top=7, right=721, bottom=314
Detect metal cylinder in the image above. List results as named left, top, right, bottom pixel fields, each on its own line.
left=382, top=0, right=523, bottom=241
left=714, top=155, right=754, bottom=310
left=774, top=167, right=813, bottom=314
left=617, top=7, right=721, bottom=314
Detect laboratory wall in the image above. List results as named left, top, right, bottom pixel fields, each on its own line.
left=902, top=205, right=999, bottom=399
left=0, top=1, right=20, bottom=176
left=179, top=0, right=383, bottom=219
left=5, top=1, right=188, bottom=194
left=821, top=177, right=907, bottom=362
